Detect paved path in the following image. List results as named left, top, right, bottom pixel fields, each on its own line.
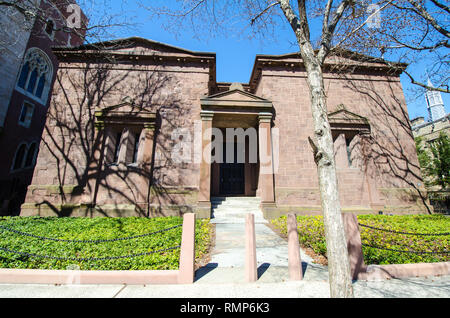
left=0, top=219, right=448, bottom=298
left=0, top=273, right=448, bottom=298
left=0, top=201, right=449, bottom=298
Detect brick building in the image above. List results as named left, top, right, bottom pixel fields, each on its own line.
left=0, top=0, right=86, bottom=215
left=21, top=37, right=429, bottom=218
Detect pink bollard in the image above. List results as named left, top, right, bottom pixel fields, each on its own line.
left=178, top=213, right=196, bottom=284
left=245, top=213, right=258, bottom=282
left=287, top=214, right=303, bottom=280
left=342, top=213, right=366, bottom=280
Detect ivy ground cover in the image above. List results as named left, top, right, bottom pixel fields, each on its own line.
left=270, top=214, right=449, bottom=265
left=0, top=216, right=212, bottom=271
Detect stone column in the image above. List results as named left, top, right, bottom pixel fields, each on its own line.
left=258, top=113, right=275, bottom=205
left=197, top=111, right=214, bottom=218
left=88, top=122, right=107, bottom=208
left=139, top=123, right=156, bottom=172
left=334, top=133, right=349, bottom=169
left=137, top=123, right=156, bottom=209
left=117, top=128, right=130, bottom=166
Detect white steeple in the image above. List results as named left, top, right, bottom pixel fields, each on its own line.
left=425, top=78, right=446, bottom=122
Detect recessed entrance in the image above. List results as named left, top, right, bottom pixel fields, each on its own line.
left=199, top=86, right=275, bottom=206
left=219, top=142, right=245, bottom=196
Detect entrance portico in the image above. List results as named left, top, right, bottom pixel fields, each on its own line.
left=197, top=84, right=276, bottom=217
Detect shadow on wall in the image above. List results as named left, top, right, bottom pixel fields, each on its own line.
left=24, top=55, right=197, bottom=218
left=340, top=72, right=432, bottom=214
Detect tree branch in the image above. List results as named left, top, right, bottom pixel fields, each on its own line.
left=402, top=69, right=450, bottom=93
left=318, top=0, right=352, bottom=62
left=251, top=1, right=280, bottom=26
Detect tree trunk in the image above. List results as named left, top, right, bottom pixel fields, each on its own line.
left=304, top=61, right=354, bottom=298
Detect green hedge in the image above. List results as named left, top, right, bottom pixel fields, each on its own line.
left=0, top=216, right=212, bottom=271
left=270, top=215, right=449, bottom=265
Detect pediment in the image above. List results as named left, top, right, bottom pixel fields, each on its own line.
left=328, top=105, right=369, bottom=125
left=201, top=89, right=273, bottom=113
left=206, top=89, right=269, bottom=102
left=95, top=98, right=156, bottom=126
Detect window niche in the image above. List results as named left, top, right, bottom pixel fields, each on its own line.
left=328, top=105, right=371, bottom=169
left=94, top=100, right=156, bottom=169
left=104, top=127, right=143, bottom=167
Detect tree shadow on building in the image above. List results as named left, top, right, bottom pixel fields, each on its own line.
left=24, top=55, right=200, bottom=218
left=339, top=72, right=432, bottom=214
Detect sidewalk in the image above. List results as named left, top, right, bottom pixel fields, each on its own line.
left=0, top=268, right=448, bottom=298
left=0, top=221, right=448, bottom=298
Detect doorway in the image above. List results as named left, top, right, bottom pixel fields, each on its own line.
left=219, top=141, right=245, bottom=196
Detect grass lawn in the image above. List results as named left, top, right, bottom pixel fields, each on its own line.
left=0, top=216, right=213, bottom=271
left=270, top=214, right=449, bottom=265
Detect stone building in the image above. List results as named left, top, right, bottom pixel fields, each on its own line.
left=411, top=79, right=449, bottom=142
left=410, top=82, right=449, bottom=213
left=411, top=114, right=450, bottom=142
left=21, top=37, right=429, bottom=218
left=0, top=0, right=86, bottom=215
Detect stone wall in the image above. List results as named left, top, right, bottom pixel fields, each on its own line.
left=22, top=56, right=210, bottom=217
left=256, top=66, right=429, bottom=217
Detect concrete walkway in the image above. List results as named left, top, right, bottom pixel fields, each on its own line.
left=0, top=201, right=449, bottom=298
left=0, top=268, right=448, bottom=298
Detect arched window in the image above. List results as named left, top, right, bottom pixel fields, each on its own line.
left=16, top=48, right=52, bottom=103
left=17, top=62, right=30, bottom=89
left=25, top=143, right=38, bottom=167
left=12, top=144, right=27, bottom=171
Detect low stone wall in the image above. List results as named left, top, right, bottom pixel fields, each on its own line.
left=20, top=185, right=205, bottom=218
left=262, top=204, right=427, bottom=220
left=358, top=262, right=450, bottom=281
left=342, top=213, right=450, bottom=281
left=286, top=213, right=450, bottom=281
left=0, top=214, right=197, bottom=285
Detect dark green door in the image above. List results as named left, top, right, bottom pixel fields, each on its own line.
left=219, top=142, right=245, bottom=195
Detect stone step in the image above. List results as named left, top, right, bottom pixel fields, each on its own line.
left=212, top=200, right=261, bottom=205
left=211, top=197, right=261, bottom=203
left=210, top=197, right=266, bottom=224
left=212, top=207, right=262, bottom=212
left=211, top=203, right=259, bottom=209
left=213, top=212, right=263, bottom=217
left=210, top=217, right=268, bottom=224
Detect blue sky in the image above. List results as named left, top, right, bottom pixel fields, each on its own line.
left=82, top=0, right=448, bottom=121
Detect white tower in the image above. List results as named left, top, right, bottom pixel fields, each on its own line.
left=425, top=79, right=446, bottom=122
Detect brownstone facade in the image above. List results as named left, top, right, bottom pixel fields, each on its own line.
left=21, top=38, right=430, bottom=218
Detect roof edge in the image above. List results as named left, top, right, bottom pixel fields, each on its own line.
left=52, top=37, right=216, bottom=57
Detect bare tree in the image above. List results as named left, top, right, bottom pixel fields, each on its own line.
left=141, top=0, right=447, bottom=298
left=35, top=47, right=190, bottom=218
left=333, top=0, right=449, bottom=95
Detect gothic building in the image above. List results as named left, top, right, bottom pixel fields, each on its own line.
left=0, top=0, right=86, bottom=215
left=21, top=37, right=429, bottom=218
left=411, top=79, right=449, bottom=143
